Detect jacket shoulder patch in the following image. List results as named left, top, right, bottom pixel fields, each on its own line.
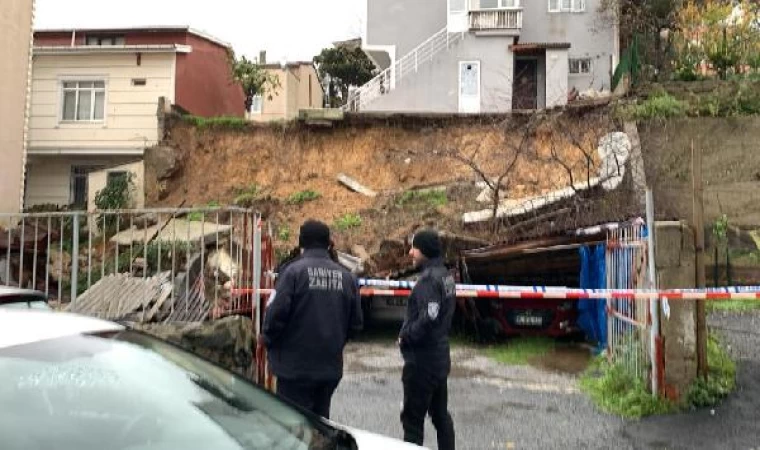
left=428, top=302, right=440, bottom=320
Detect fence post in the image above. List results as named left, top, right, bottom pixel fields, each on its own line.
left=71, top=213, right=80, bottom=306
left=646, top=189, right=660, bottom=397
left=253, top=217, right=262, bottom=338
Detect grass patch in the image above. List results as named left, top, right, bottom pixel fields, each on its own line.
left=287, top=189, right=321, bottom=205
left=580, top=357, right=676, bottom=419
left=334, top=213, right=362, bottom=231
left=233, top=184, right=262, bottom=208
left=581, top=334, right=737, bottom=418
left=277, top=225, right=291, bottom=242
left=183, top=116, right=249, bottom=130
left=687, top=335, right=737, bottom=408
left=708, top=300, right=760, bottom=313
left=484, top=338, right=555, bottom=366
left=187, top=201, right=220, bottom=221
left=397, top=189, right=448, bottom=208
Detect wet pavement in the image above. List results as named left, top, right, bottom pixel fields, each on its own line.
left=331, top=312, right=760, bottom=450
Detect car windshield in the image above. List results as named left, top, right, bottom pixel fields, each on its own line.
left=0, top=330, right=337, bottom=450
left=0, top=295, right=50, bottom=310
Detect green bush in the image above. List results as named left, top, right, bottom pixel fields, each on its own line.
left=287, top=190, right=321, bottom=205
left=687, top=335, right=737, bottom=407
left=626, top=94, right=687, bottom=120
left=334, top=213, right=362, bottom=231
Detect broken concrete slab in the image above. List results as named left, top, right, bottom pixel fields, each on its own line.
left=338, top=173, right=378, bottom=198
left=337, top=251, right=364, bottom=275
left=598, top=131, right=631, bottom=191
left=109, top=219, right=233, bottom=246
left=463, top=178, right=603, bottom=224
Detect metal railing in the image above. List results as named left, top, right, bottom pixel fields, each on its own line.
left=606, top=220, right=652, bottom=385
left=344, top=27, right=466, bottom=112
left=0, top=207, right=267, bottom=323
left=469, top=9, right=523, bottom=31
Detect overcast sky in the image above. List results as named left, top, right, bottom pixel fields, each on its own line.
left=34, top=0, right=364, bottom=61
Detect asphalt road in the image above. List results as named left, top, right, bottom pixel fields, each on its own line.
left=331, top=312, right=760, bottom=450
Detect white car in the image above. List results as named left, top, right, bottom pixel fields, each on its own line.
left=0, top=286, right=51, bottom=310
left=0, top=310, right=425, bottom=450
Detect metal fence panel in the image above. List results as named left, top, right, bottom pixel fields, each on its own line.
left=606, top=220, right=652, bottom=386
left=0, top=207, right=262, bottom=324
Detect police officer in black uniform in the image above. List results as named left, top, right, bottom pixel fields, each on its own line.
left=262, top=220, right=363, bottom=419
left=398, top=228, right=456, bottom=450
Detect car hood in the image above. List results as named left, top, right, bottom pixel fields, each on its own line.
left=328, top=422, right=429, bottom=450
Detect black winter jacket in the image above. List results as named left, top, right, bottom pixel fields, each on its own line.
left=399, top=257, right=456, bottom=377
left=263, top=249, right=363, bottom=381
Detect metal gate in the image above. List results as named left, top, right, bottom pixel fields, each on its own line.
left=605, top=218, right=660, bottom=393
left=0, top=207, right=267, bottom=322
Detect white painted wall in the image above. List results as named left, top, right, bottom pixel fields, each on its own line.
left=24, top=155, right=138, bottom=207
left=545, top=49, right=569, bottom=108
left=87, top=161, right=145, bottom=211
left=28, top=52, right=175, bottom=154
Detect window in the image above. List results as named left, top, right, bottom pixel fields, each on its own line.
left=481, top=0, right=519, bottom=8
left=569, top=58, right=593, bottom=74
left=70, top=166, right=90, bottom=206
left=85, top=35, right=125, bottom=46
left=450, top=0, right=466, bottom=13
left=549, top=0, right=584, bottom=12
left=62, top=81, right=106, bottom=122
left=107, top=171, right=128, bottom=188
left=250, top=95, right=263, bottom=114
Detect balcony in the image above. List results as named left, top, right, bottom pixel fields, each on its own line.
left=469, top=9, right=523, bottom=34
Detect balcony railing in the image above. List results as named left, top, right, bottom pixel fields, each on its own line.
left=469, top=9, right=523, bottom=32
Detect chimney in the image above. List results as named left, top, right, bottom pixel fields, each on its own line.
left=259, top=50, right=267, bottom=64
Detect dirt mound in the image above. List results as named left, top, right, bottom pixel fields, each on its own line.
left=148, top=112, right=616, bottom=263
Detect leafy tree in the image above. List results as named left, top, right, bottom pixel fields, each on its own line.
left=230, top=54, right=281, bottom=112
left=673, top=0, right=760, bottom=79
left=599, top=0, right=681, bottom=80
left=314, top=47, right=376, bottom=107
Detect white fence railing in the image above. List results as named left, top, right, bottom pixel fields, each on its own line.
left=345, top=27, right=466, bottom=112
left=606, top=221, right=653, bottom=386
left=469, top=9, right=523, bottom=31
left=0, top=207, right=267, bottom=323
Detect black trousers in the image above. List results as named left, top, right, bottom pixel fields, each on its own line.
left=277, top=378, right=340, bottom=419
left=400, top=364, right=456, bottom=450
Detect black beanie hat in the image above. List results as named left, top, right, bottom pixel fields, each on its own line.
left=412, top=229, right=442, bottom=259
left=299, top=220, right=331, bottom=250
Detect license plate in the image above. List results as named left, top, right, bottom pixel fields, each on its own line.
left=386, top=298, right=406, bottom=307
left=514, top=314, right=543, bottom=327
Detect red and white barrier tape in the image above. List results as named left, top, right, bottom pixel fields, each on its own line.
left=229, top=287, right=760, bottom=301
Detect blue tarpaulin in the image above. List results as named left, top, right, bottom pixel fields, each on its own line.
left=578, top=244, right=607, bottom=352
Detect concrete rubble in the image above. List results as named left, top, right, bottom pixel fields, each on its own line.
left=337, top=173, right=378, bottom=197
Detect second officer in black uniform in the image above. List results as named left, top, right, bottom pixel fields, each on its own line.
left=398, top=228, right=456, bottom=450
